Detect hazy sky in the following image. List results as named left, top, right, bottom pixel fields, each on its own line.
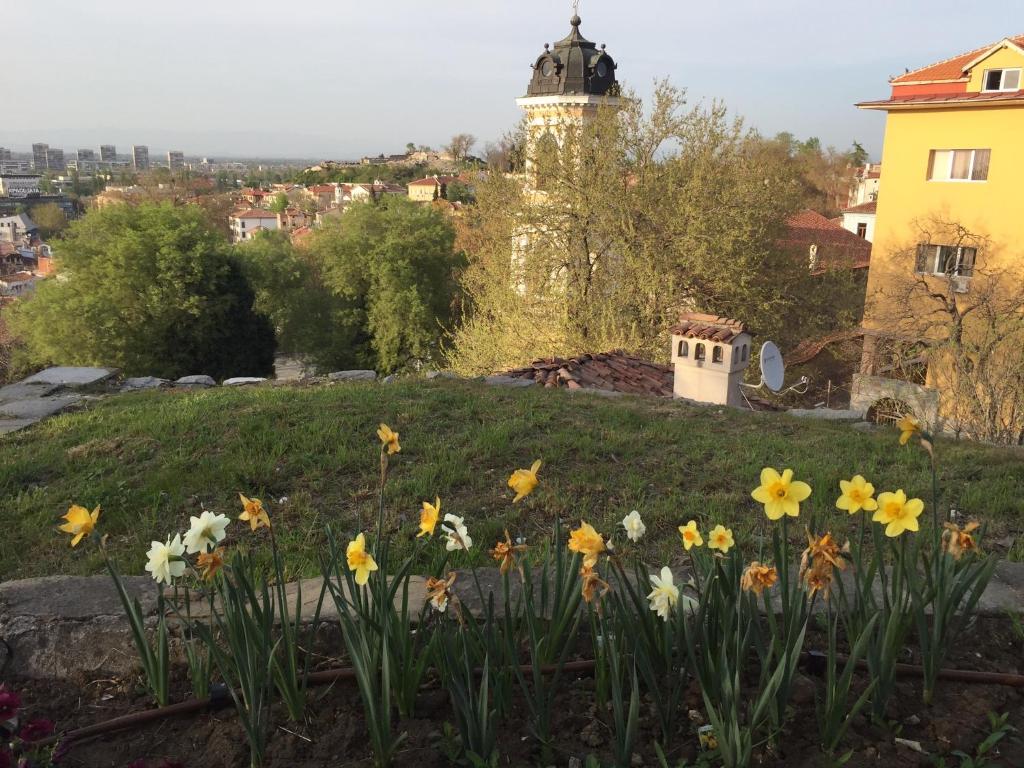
left=5, top=0, right=1016, bottom=160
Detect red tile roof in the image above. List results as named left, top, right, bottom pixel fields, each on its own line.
left=860, top=91, right=1024, bottom=109
left=842, top=201, right=877, bottom=215
left=669, top=313, right=748, bottom=343
left=891, top=35, right=1024, bottom=84
left=500, top=351, right=674, bottom=397
left=232, top=209, right=279, bottom=220
left=779, top=210, right=871, bottom=271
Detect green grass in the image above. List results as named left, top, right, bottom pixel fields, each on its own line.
left=1, top=380, right=1021, bottom=581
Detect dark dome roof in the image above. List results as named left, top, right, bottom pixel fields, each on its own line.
left=525, top=15, right=618, bottom=97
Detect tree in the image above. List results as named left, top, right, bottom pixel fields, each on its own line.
left=406, top=142, right=417, bottom=154
left=28, top=203, right=68, bottom=239
left=305, top=197, right=465, bottom=373
left=445, top=181, right=475, bottom=204
left=866, top=218, right=1024, bottom=443
left=8, top=203, right=275, bottom=380
left=450, top=82, right=853, bottom=374
left=850, top=141, right=870, bottom=169
left=268, top=192, right=289, bottom=213
left=446, top=134, right=477, bottom=163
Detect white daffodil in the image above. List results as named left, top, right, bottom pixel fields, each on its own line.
left=621, top=510, right=646, bottom=542
left=182, top=510, right=231, bottom=554
left=441, top=513, right=473, bottom=552
left=646, top=566, right=679, bottom=621
left=145, top=534, right=187, bottom=585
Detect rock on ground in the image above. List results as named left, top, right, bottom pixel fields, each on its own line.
left=789, top=408, right=865, bottom=422
left=483, top=375, right=537, bottom=388
left=174, top=375, right=216, bottom=388
left=23, top=366, right=117, bottom=387
left=120, top=377, right=170, bottom=392
left=328, top=370, right=377, bottom=381
left=222, top=377, right=267, bottom=387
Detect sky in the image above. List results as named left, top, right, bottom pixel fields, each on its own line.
left=5, top=0, right=1018, bottom=161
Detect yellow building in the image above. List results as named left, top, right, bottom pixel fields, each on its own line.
left=851, top=35, right=1024, bottom=434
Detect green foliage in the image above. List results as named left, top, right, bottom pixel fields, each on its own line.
left=28, top=202, right=67, bottom=239
left=307, top=197, right=465, bottom=373
left=8, top=202, right=275, bottom=380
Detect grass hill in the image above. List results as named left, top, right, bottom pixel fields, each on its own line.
left=1, top=380, right=1021, bottom=581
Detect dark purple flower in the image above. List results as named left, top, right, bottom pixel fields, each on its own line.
left=18, top=718, right=55, bottom=743
left=0, top=687, right=20, bottom=721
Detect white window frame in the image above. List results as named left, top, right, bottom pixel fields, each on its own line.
left=927, top=149, right=990, bottom=182
left=982, top=67, right=1022, bottom=92
left=914, top=244, right=976, bottom=278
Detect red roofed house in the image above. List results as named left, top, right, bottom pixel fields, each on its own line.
left=407, top=175, right=463, bottom=203
left=779, top=210, right=872, bottom=273
left=229, top=210, right=281, bottom=243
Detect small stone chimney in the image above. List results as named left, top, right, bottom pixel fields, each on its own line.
left=669, top=313, right=752, bottom=407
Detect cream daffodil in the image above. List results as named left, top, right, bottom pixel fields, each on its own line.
left=183, top=510, right=230, bottom=554
left=145, top=534, right=186, bottom=585
left=647, top=566, right=679, bottom=621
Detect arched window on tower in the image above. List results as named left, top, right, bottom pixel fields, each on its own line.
left=678, top=340, right=689, bottom=358
left=694, top=343, right=706, bottom=361
left=712, top=346, right=724, bottom=363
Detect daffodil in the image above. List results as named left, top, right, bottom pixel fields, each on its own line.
left=751, top=468, right=812, bottom=521
left=799, top=532, right=848, bottom=598
left=708, top=524, right=734, bottom=553
left=418, top=497, right=440, bottom=538
left=441, top=513, right=473, bottom=552
left=58, top=504, right=100, bottom=547
left=183, top=510, right=230, bottom=554
left=144, top=534, right=186, bottom=585
left=377, top=423, right=401, bottom=455
left=943, top=521, right=980, bottom=560
left=647, top=566, right=679, bottom=621
left=897, top=414, right=921, bottom=446
left=508, top=459, right=542, bottom=503
left=238, top=493, right=270, bottom=531
left=621, top=510, right=646, bottom=542
left=426, top=572, right=457, bottom=613
left=490, top=529, right=527, bottom=574
left=678, top=520, right=703, bottom=551
left=197, top=547, right=226, bottom=581
left=873, top=490, right=924, bottom=538
left=836, top=475, right=878, bottom=515
left=346, top=533, right=379, bottom=586
left=741, top=562, right=778, bottom=595
left=580, top=565, right=610, bottom=605
left=568, top=521, right=605, bottom=568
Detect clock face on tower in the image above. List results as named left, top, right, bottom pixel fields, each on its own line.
left=541, top=60, right=554, bottom=77
left=596, top=60, right=608, bottom=78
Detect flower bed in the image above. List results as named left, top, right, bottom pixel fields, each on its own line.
left=3, top=418, right=1022, bottom=767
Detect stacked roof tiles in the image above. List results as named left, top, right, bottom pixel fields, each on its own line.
left=501, top=351, right=673, bottom=397
left=669, top=313, right=747, bottom=343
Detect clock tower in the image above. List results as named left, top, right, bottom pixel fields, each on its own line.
left=516, top=11, right=620, bottom=164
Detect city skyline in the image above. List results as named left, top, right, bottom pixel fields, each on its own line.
left=5, top=0, right=1020, bottom=159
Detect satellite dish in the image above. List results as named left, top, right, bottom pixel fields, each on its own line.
left=760, top=341, right=785, bottom=393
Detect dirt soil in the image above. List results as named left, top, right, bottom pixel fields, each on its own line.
left=5, top=618, right=1024, bottom=768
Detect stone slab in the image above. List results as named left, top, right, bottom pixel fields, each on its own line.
left=174, top=375, right=216, bottom=388
left=789, top=408, right=865, bottom=422
left=0, top=381, right=60, bottom=403
left=22, top=366, right=117, bottom=388
left=483, top=375, right=537, bottom=388
left=120, top=376, right=170, bottom=392
left=0, top=418, right=40, bottom=435
left=426, top=371, right=460, bottom=380
left=328, top=370, right=377, bottom=381
left=223, top=377, right=267, bottom=387
left=0, top=394, right=82, bottom=420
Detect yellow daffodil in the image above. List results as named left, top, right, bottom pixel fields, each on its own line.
left=508, top=459, right=542, bottom=503
left=238, top=493, right=271, bottom=531
left=740, top=562, right=778, bottom=595
left=197, top=547, right=226, bottom=581
left=568, top=521, right=605, bottom=568
left=678, top=520, right=703, bottom=551
left=943, top=521, right=980, bottom=560
left=490, top=530, right=527, bottom=575
left=707, top=524, right=734, bottom=553
left=872, top=490, right=924, bottom=538
left=897, top=414, right=921, bottom=446
left=799, top=532, right=848, bottom=598
left=425, top=572, right=456, bottom=613
left=751, top=468, right=812, bottom=521
left=346, top=533, right=379, bottom=586
left=59, top=504, right=100, bottom=547
left=836, top=475, right=878, bottom=515
left=418, top=497, right=440, bottom=538
left=647, top=566, right=679, bottom=621
left=580, top=565, right=610, bottom=606
left=377, top=423, right=401, bottom=455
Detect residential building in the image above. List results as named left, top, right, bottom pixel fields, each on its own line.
left=848, top=163, right=881, bottom=207
left=852, top=34, right=1024, bottom=430
left=407, top=175, right=464, bottom=202
left=229, top=209, right=280, bottom=242
left=32, top=143, right=49, bottom=171
left=0, top=271, right=39, bottom=297
left=841, top=201, right=877, bottom=242
left=167, top=151, right=185, bottom=171
left=0, top=214, right=38, bottom=243
left=132, top=145, right=150, bottom=171
left=100, top=145, right=117, bottom=162
left=0, top=174, right=43, bottom=198
left=306, top=184, right=338, bottom=209
left=0, top=148, right=10, bottom=165
left=779, top=210, right=872, bottom=273
left=45, top=148, right=66, bottom=172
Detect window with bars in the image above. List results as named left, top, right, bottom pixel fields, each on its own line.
left=914, top=244, right=976, bottom=277
left=927, top=149, right=990, bottom=181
